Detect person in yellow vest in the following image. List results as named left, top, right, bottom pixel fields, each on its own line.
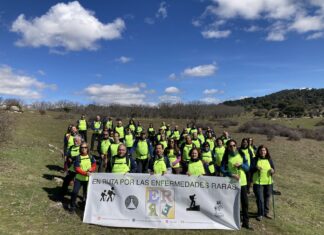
left=77, top=114, right=88, bottom=142
left=165, top=124, right=172, bottom=138
left=114, top=119, right=125, bottom=141
left=124, top=128, right=135, bottom=153
left=147, top=123, right=156, bottom=143
left=205, top=131, right=216, bottom=152
left=190, top=124, right=198, bottom=135
left=180, top=135, right=196, bottom=174
left=90, top=115, right=102, bottom=151
left=201, top=142, right=216, bottom=176
left=159, top=134, right=168, bottom=149
left=107, top=132, right=123, bottom=161
left=127, top=118, right=136, bottom=133
left=160, top=121, right=167, bottom=131
left=104, top=117, right=114, bottom=131
left=185, top=123, right=191, bottom=134
left=60, top=135, right=82, bottom=200
left=154, top=128, right=165, bottom=145
left=214, top=137, right=226, bottom=176
left=97, top=130, right=111, bottom=172
left=63, top=125, right=78, bottom=159
left=170, top=125, right=180, bottom=142
left=135, top=121, right=143, bottom=138
left=107, top=144, right=137, bottom=173
left=179, top=128, right=189, bottom=146
left=248, top=137, right=257, bottom=158
left=197, top=128, right=205, bottom=144
left=239, top=138, right=254, bottom=194
left=187, top=148, right=205, bottom=176
left=148, top=143, right=171, bottom=175
left=251, top=145, right=275, bottom=221
left=70, top=142, right=96, bottom=213
left=220, top=131, right=231, bottom=146
left=130, top=132, right=153, bottom=173
left=191, top=132, right=202, bottom=149
left=165, top=138, right=181, bottom=174
left=221, top=139, right=252, bottom=230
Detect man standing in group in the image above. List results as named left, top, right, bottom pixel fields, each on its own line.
left=107, top=144, right=137, bottom=173
left=114, top=119, right=125, bottom=141
left=130, top=132, right=153, bottom=173
left=77, top=114, right=88, bottom=142
left=90, top=115, right=102, bottom=151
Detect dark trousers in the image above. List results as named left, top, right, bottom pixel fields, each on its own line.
left=181, top=161, right=188, bottom=175
left=90, top=133, right=100, bottom=151
left=246, top=171, right=252, bottom=193
left=70, top=179, right=88, bottom=209
left=61, top=171, right=76, bottom=197
left=136, top=158, right=148, bottom=173
left=241, top=185, right=249, bottom=226
left=253, top=184, right=272, bottom=217
left=79, top=130, right=87, bottom=142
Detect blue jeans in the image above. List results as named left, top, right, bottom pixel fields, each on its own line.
left=253, top=184, right=272, bottom=216
left=70, top=179, right=88, bottom=209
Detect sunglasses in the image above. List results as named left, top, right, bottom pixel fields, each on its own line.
left=81, top=146, right=88, bottom=149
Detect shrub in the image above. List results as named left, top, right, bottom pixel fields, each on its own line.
left=39, top=110, right=46, bottom=115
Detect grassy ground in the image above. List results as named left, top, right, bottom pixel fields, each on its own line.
left=0, top=111, right=323, bottom=235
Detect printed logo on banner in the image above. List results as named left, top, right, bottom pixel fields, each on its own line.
left=146, top=188, right=175, bottom=219
left=125, top=195, right=139, bottom=210
left=100, top=187, right=116, bottom=202
left=214, top=200, right=224, bottom=217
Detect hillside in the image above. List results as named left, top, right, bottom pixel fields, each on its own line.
left=223, top=88, right=324, bottom=117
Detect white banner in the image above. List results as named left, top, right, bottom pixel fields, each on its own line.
left=83, top=173, right=241, bottom=230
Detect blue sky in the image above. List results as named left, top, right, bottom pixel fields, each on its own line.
left=0, top=0, right=324, bottom=105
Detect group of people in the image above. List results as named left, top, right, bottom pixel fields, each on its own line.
left=60, top=114, right=276, bottom=230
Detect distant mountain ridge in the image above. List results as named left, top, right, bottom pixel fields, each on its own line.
left=223, top=88, right=324, bottom=117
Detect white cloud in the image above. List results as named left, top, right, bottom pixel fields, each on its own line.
left=37, top=70, right=46, bottom=76
left=203, top=89, right=224, bottom=95
left=0, top=65, right=56, bottom=99
left=201, top=29, right=231, bottom=38
left=244, top=25, right=261, bottom=32
left=168, top=73, right=177, bottom=80
left=156, top=2, right=168, bottom=19
left=165, top=86, right=180, bottom=94
left=84, top=83, right=146, bottom=105
left=197, top=0, right=324, bottom=41
left=200, top=97, right=221, bottom=104
left=144, top=17, right=155, bottom=25
left=144, top=89, right=156, bottom=94
left=307, top=31, right=324, bottom=40
left=290, top=15, right=324, bottom=33
left=183, top=64, right=217, bottom=77
left=159, top=95, right=181, bottom=104
left=115, top=56, right=132, bottom=63
left=11, top=1, right=126, bottom=51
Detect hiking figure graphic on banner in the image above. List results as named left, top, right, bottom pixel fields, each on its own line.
left=107, top=187, right=115, bottom=202
left=187, top=194, right=200, bottom=211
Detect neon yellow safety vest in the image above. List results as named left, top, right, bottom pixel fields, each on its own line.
left=93, top=121, right=102, bottom=134
left=186, top=128, right=191, bottom=133
left=115, top=126, right=125, bottom=139
left=156, top=134, right=161, bottom=142
left=215, top=146, right=226, bottom=167
left=198, top=134, right=205, bottom=144
left=75, top=155, right=91, bottom=181
left=171, top=130, right=180, bottom=140
left=136, top=140, right=149, bottom=160
left=78, top=120, right=87, bottom=131
left=148, top=127, right=155, bottom=135
left=136, top=126, right=143, bottom=135
left=160, top=140, right=167, bottom=149
left=167, top=149, right=180, bottom=168
left=228, top=152, right=247, bottom=186
left=110, top=143, right=121, bottom=157
left=124, top=134, right=134, bottom=148
left=182, top=144, right=193, bottom=162
left=166, top=130, right=171, bottom=137
left=112, top=157, right=130, bottom=173
left=188, top=160, right=205, bottom=176
left=252, top=158, right=273, bottom=185
left=201, top=150, right=215, bottom=174
left=206, top=138, right=215, bottom=151
left=154, top=157, right=167, bottom=174
left=129, top=124, right=136, bottom=132
left=68, top=145, right=80, bottom=172
left=67, top=135, right=74, bottom=149
left=190, top=129, right=198, bottom=134
left=192, top=139, right=201, bottom=149
left=160, top=125, right=167, bottom=130
left=100, top=139, right=111, bottom=155
left=241, top=148, right=252, bottom=166
left=105, top=121, right=113, bottom=130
